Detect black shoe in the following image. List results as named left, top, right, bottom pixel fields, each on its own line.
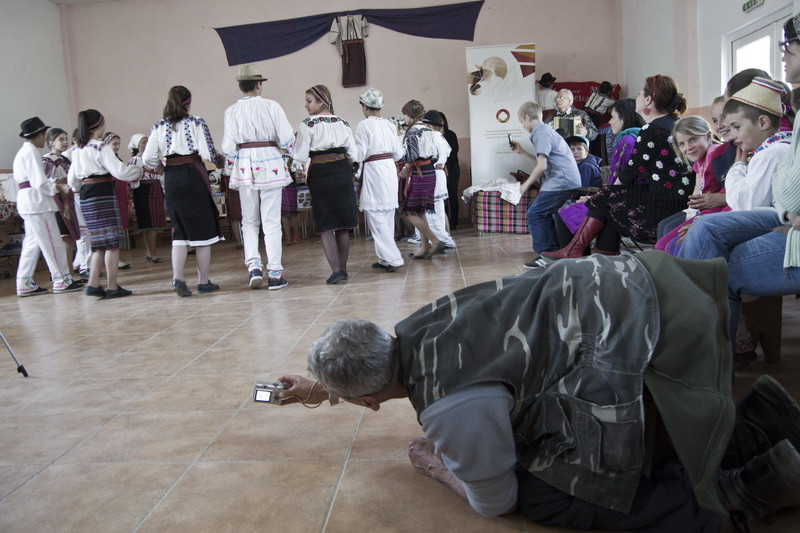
left=18, top=287, right=49, bottom=297
left=197, top=280, right=219, bottom=294
left=118, top=263, right=131, bottom=270
left=84, top=285, right=106, bottom=298
left=431, top=242, right=447, bottom=255
left=54, top=281, right=85, bottom=294
left=325, top=271, right=347, bottom=284
left=172, top=279, right=192, bottom=297
left=267, top=277, right=288, bottom=290
left=739, top=375, right=800, bottom=452
left=372, top=262, right=387, bottom=269
left=719, top=439, right=800, bottom=522
left=105, top=285, right=132, bottom=299
left=248, top=269, right=263, bottom=289
left=524, top=257, right=548, bottom=269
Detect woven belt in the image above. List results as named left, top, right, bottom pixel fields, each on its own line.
left=83, top=174, right=113, bottom=185
left=410, top=159, right=432, bottom=178
left=310, top=153, right=347, bottom=165
left=165, top=154, right=201, bottom=166
left=364, top=152, right=393, bottom=163
left=237, top=141, right=279, bottom=150
left=18, top=181, right=31, bottom=189
left=139, top=178, right=160, bottom=183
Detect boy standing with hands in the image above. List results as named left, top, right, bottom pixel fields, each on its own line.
left=13, top=117, right=82, bottom=296
left=512, top=102, right=581, bottom=268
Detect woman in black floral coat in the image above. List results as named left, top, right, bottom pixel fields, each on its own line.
left=543, top=75, right=692, bottom=260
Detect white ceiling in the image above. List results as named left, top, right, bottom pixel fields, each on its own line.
left=48, top=0, right=125, bottom=4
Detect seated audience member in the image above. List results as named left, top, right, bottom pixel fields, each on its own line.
left=678, top=14, right=800, bottom=355
left=542, top=75, right=691, bottom=261
left=584, top=81, right=617, bottom=125
left=557, top=98, right=644, bottom=243
left=721, top=77, right=792, bottom=211
left=279, top=252, right=800, bottom=531
left=545, top=89, right=598, bottom=140
left=536, top=72, right=558, bottom=111
left=654, top=116, right=722, bottom=254
left=510, top=101, right=581, bottom=267
left=566, top=135, right=602, bottom=188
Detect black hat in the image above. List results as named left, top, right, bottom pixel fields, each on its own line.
left=19, top=117, right=49, bottom=138
left=421, top=110, right=443, bottom=127
left=539, top=72, right=556, bottom=86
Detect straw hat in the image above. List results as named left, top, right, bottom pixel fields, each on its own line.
left=729, top=77, right=787, bottom=117
left=235, top=64, right=267, bottom=81
left=359, top=87, right=384, bottom=109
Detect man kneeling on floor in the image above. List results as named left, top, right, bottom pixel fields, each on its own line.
left=278, top=251, right=800, bottom=531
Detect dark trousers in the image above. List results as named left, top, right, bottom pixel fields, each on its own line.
left=517, top=462, right=721, bottom=532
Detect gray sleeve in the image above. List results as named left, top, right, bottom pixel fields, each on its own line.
left=419, top=383, right=518, bottom=517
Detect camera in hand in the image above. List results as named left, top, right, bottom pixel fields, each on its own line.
left=253, top=381, right=284, bottom=404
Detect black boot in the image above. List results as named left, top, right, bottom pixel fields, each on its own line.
left=719, top=439, right=800, bottom=522
left=738, top=374, right=800, bottom=450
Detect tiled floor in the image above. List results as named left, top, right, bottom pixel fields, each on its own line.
left=0, top=228, right=798, bottom=532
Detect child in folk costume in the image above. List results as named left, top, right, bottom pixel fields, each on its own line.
left=353, top=87, right=405, bottom=272
left=128, top=134, right=165, bottom=263
left=42, top=127, right=84, bottom=282
left=399, top=100, right=445, bottom=259
left=67, top=128, right=92, bottom=278
left=142, top=85, right=225, bottom=297
left=103, top=132, right=132, bottom=270
left=421, top=110, right=456, bottom=249
left=292, top=84, right=358, bottom=285
left=13, top=117, right=83, bottom=296
left=67, top=110, right=142, bottom=298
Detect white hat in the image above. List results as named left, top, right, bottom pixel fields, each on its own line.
left=128, top=134, right=145, bottom=151
left=359, top=87, right=384, bottom=109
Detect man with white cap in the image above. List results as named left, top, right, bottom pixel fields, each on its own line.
left=354, top=87, right=405, bottom=272
left=221, top=63, right=294, bottom=289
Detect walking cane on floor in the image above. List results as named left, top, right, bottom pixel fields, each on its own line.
left=1, top=330, right=28, bottom=377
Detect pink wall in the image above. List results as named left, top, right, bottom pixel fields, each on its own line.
left=60, top=0, right=622, bottom=159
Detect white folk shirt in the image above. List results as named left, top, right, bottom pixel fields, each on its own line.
left=221, top=96, right=294, bottom=191
left=142, top=115, right=220, bottom=168
left=433, top=131, right=452, bottom=200
left=354, top=116, right=404, bottom=211
left=725, top=141, right=792, bottom=211
left=292, top=114, right=357, bottom=172
left=13, top=142, right=57, bottom=215
left=67, top=139, right=143, bottom=191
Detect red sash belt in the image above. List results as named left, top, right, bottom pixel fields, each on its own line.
left=164, top=154, right=201, bottom=167
left=237, top=141, right=279, bottom=150
left=83, top=174, right=113, bottom=185
left=18, top=181, right=31, bottom=189
left=364, top=152, right=393, bottom=163
left=310, top=152, right=347, bottom=165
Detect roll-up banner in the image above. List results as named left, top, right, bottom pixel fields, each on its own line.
left=466, top=43, right=536, bottom=185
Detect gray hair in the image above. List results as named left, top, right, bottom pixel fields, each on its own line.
left=307, top=320, right=398, bottom=399
left=518, top=101, right=543, bottom=121
left=558, top=89, right=574, bottom=103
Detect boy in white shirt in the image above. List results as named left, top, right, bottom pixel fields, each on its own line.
left=13, top=117, right=82, bottom=296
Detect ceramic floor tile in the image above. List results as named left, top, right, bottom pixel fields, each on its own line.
left=0, top=463, right=186, bottom=532
left=0, top=464, right=47, bottom=499
left=0, top=413, right=116, bottom=463
left=137, top=461, right=341, bottom=532
left=19, top=377, right=164, bottom=416
left=130, top=374, right=262, bottom=412
left=348, top=400, right=424, bottom=460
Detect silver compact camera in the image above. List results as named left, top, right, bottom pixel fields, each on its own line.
left=253, top=381, right=284, bottom=404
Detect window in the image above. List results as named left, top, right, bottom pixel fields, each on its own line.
left=728, top=5, right=793, bottom=84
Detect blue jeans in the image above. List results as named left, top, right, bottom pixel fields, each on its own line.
left=526, top=189, right=574, bottom=253
left=678, top=210, right=800, bottom=344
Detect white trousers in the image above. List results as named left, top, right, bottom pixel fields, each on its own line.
left=426, top=199, right=456, bottom=247
left=366, top=209, right=404, bottom=267
left=17, top=211, right=72, bottom=293
left=73, top=194, right=91, bottom=271
left=239, top=186, right=283, bottom=278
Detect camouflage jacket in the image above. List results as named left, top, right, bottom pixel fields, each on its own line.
left=395, top=253, right=732, bottom=514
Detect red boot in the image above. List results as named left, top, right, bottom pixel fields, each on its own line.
left=541, top=217, right=605, bottom=260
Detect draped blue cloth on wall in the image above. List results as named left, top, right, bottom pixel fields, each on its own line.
left=214, top=1, right=484, bottom=66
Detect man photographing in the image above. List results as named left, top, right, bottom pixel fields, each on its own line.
left=277, top=252, right=800, bottom=531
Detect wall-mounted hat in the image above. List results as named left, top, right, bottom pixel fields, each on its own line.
left=421, top=110, right=443, bottom=127
left=539, top=72, right=556, bottom=86
left=729, top=77, right=787, bottom=117
left=235, top=64, right=267, bottom=81
left=19, top=116, right=49, bottom=138
left=359, top=87, right=384, bottom=109
left=565, top=135, right=590, bottom=148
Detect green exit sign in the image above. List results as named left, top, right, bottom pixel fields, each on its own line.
left=742, top=0, right=765, bottom=13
